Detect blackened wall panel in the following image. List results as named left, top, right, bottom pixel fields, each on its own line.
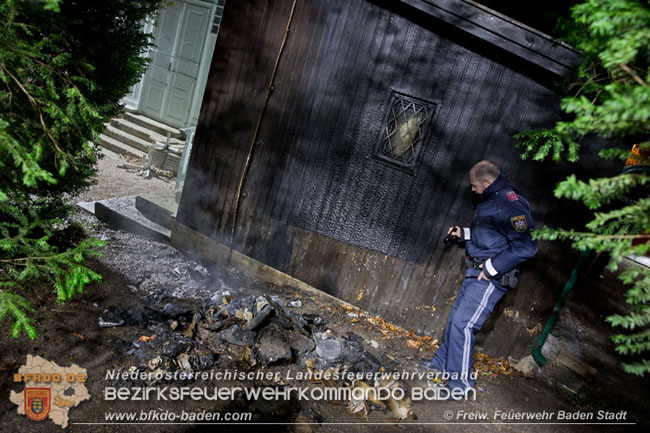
left=180, top=0, right=297, bottom=239
left=177, top=0, right=619, bottom=355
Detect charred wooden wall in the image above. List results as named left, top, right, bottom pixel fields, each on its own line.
left=175, top=0, right=618, bottom=357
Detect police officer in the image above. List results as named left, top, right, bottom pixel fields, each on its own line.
left=419, top=160, right=538, bottom=395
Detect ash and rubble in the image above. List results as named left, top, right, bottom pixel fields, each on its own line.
left=91, top=228, right=219, bottom=299
left=73, top=210, right=521, bottom=423
left=99, top=288, right=412, bottom=419
left=100, top=291, right=388, bottom=373
left=80, top=215, right=387, bottom=368
left=79, top=213, right=413, bottom=420
left=86, top=219, right=414, bottom=420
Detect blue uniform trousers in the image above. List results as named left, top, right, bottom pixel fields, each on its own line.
left=430, top=268, right=507, bottom=391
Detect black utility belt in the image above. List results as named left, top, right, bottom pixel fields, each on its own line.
left=465, top=256, right=519, bottom=288
left=465, top=256, right=484, bottom=269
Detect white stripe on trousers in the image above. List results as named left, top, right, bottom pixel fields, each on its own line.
left=462, top=282, right=495, bottom=389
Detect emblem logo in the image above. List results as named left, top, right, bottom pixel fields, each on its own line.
left=25, top=388, right=50, bottom=421
left=511, top=215, right=528, bottom=232
left=506, top=191, right=518, bottom=201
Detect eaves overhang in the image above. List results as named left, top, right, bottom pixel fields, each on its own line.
left=398, top=0, right=582, bottom=78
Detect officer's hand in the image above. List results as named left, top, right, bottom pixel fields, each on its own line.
left=478, top=264, right=491, bottom=281
left=447, top=226, right=461, bottom=238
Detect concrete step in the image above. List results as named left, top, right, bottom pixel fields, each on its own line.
left=111, top=117, right=155, bottom=141
left=110, top=118, right=185, bottom=146
left=96, top=133, right=146, bottom=160
left=103, top=124, right=151, bottom=153
left=149, top=148, right=181, bottom=174
left=123, top=112, right=184, bottom=140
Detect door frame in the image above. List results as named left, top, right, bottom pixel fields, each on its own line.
left=127, top=0, right=218, bottom=128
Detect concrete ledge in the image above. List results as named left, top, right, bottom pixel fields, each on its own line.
left=94, top=196, right=170, bottom=241
left=170, top=221, right=358, bottom=310
left=135, top=195, right=177, bottom=230
left=76, top=200, right=96, bottom=215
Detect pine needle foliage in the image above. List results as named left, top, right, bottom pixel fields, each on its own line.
left=0, top=0, right=161, bottom=339
left=514, top=0, right=650, bottom=376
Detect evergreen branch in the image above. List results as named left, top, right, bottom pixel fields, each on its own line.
left=598, top=147, right=635, bottom=161
left=612, top=328, right=650, bottom=345
left=614, top=341, right=650, bottom=356
left=587, top=197, right=650, bottom=230
left=1, top=0, right=163, bottom=341
left=607, top=311, right=650, bottom=330
left=621, top=360, right=650, bottom=376
left=0, top=251, right=78, bottom=263
left=533, top=227, right=649, bottom=241
left=0, top=64, right=63, bottom=154
left=515, top=0, right=650, bottom=377
left=553, top=173, right=650, bottom=209
left=619, top=62, right=647, bottom=86
left=0, top=289, right=35, bottom=339
left=0, top=127, right=57, bottom=187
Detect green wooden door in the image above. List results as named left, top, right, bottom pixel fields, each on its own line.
left=140, top=0, right=212, bottom=128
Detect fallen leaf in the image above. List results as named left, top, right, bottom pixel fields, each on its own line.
left=407, top=340, right=422, bottom=349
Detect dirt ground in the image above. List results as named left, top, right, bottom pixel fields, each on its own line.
left=0, top=149, right=646, bottom=432
left=74, top=147, right=177, bottom=202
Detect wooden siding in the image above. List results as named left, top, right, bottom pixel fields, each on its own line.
left=176, top=0, right=618, bottom=356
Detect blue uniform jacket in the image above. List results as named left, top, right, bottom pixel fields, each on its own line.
left=460, top=172, right=538, bottom=279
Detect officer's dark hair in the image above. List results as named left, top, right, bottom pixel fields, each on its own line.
left=471, top=160, right=501, bottom=182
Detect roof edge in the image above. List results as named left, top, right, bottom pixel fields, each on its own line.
left=399, top=0, right=582, bottom=77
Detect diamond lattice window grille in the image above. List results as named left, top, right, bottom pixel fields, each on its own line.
left=374, top=93, right=436, bottom=173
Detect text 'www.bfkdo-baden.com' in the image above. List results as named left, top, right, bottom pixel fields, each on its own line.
left=103, top=409, right=253, bottom=423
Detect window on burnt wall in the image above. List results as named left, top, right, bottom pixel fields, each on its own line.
left=374, top=92, right=436, bottom=174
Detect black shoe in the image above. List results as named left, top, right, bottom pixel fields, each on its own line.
left=417, top=357, right=441, bottom=373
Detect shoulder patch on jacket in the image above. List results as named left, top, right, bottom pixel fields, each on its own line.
left=506, top=191, right=518, bottom=201
left=511, top=215, right=528, bottom=232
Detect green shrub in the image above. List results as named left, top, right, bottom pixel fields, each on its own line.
left=515, top=0, right=650, bottom=375
left=0, top=0, right=161, bottom=339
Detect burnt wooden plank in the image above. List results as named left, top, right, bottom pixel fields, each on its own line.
left=314, top=7, right=395, bottom=252
left=310, top=1, right=386, bottom=237
left=396, top=0, right=581, bottom=77
left=259, top=0, right=327, bottom=219
left=278, top=1, right=356, bottom=225
left=221, top=1, right=293, bottom=245
left=330, top=243, right=372, bottom=305
left=289, top=231, right=335, bottom=295
left=238, top=2, right=319, bottom=260
left=268, top=0, right=339, bottom=224
left=291, top=0, right=366, bottom=226
left=238, top=1, right=311, bottom=218
left=287, top=227, right=313, bottom=277
left=267, top=1, right=333, bottom=221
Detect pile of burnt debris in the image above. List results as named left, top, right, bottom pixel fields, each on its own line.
left=100, top=289, right=414, bottom=420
